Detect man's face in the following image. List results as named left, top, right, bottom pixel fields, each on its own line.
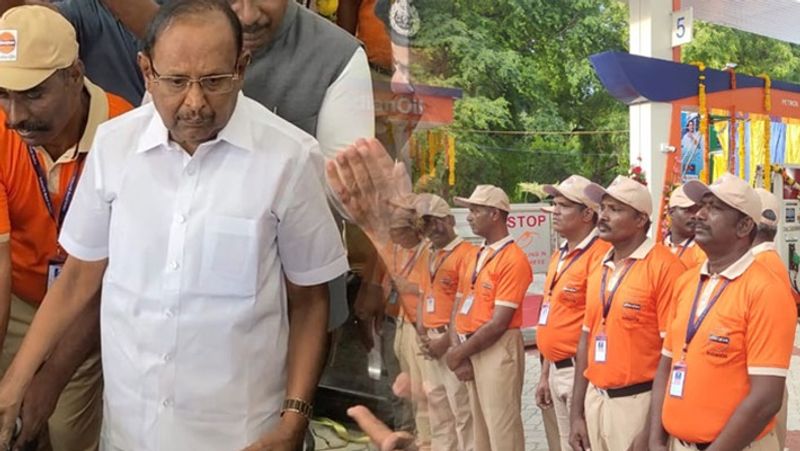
left=422, top=215, right=454, bottom=248
left=229, top=0, right=289, bottom=53
left=551, top=195, right=588, bottom=236
left=139, top=12, right=246, bottom=152
left=0, top=67, right=84, bottom=148
left=597, top=195, right=646, bottom=244
left=669, top=204, right=700, bottom=238
left=694, top=194, right=752, bottom=248
left=466, top=205, right=496, bottom=238
left=390, top=226, right=420, bottom=249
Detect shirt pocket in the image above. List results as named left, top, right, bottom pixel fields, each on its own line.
left=617, top=289, right=654, bottom=329
left=199, top=215, right=260, bottom=297
left=700, top=313, right=745, bottom=366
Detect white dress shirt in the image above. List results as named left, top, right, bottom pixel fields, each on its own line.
left=60, top=94, right=349, bottom=450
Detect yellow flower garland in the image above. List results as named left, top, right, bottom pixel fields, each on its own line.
left=738, top=121, right=745, bottom=179
left=759, top=74, right=772, bottom=188
left=691, top=61, right=709, bottom=183
left=447, top=135, right=456, bottom=186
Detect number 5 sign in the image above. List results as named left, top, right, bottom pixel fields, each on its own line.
left=671, top=7, right=693, bottom=47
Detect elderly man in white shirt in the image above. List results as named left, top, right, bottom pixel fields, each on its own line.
left=0, top=1, right=347, bottom=450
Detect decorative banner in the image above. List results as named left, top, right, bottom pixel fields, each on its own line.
left=447, top=134, right=456, bottom=186
left=680, top=110, right=704, bottom=181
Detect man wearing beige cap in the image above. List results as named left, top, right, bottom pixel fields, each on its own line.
left=536, top=175, right=610, bottom=451
left=0, top=5, right=131, bottom=450
left=385, top=198, right=432, bottom=450
left=446, top=184, right=532, bottom=451
left=664, top=185, right=706, bottom=269
left=649, top=174, right=795, bottom=451
left=751, top=187, right=794, bottom=451
left=569, top=175, right=684, bottom=451
left=414, top=193, right=474, bottom=451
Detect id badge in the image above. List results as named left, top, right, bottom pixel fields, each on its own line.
left=669, top=361, right=687, bottom=398
left=459, top=294, right=474, bottom=315
left=538, top=302, right=550, bottom=325
left=47, top=259, right=65, bottom=289
left=594, top=333, right=608, bottom=363
left=425, top=295, right=435, bottom=313
left=388, top=289, right=399, bottom=305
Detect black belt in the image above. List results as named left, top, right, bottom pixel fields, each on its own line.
left=678, top=440, right=711, bottom=450
left=599, top=380, right=653, bottom=398
left=427, top=326, right=448, bottom=334
left=554, top=358, right=574, bottom=370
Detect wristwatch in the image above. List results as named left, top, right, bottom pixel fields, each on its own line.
left=281, top=398, right=313, bottom=421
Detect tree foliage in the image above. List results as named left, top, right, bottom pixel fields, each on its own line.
left=411, top=0, right=630, bottom=201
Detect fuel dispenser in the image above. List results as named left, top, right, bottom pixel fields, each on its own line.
left=772, top=167, right=800, bottom=295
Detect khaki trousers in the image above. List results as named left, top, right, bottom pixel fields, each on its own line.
left=0, top=296, right=102, bottom=451
left=670, top=430, right=778, bottom=450
left=420, top=330, right=473, bottom=451
left=548, top=363, right=575, bottom=451
left=541, top=404, right=561, bottom=451
left=394, top=319, right=431, bottom=448
left=467, top=329, right=525, bottom=451
left=584, top=384, right=650, bottom=451
left=776, top=385, right=788, bottom=450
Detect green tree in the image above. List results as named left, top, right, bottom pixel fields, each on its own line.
left=410, top=0, right=630, bottom=201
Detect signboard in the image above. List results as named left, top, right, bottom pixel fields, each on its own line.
left=671, top=7, right=694, bottom=47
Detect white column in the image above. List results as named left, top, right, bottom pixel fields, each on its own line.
left=628, top=0, right=674, bottom=218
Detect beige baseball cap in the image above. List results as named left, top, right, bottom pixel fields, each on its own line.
left=389, top=193, right=419, bottom=228
left=415, top=193, right=451, bottom=218
left=0, top=6, right=79, bottom=91
left=585, top=175, right=652, bottom=216
left=683, top=173, right=762, bottom=222
left=454, top=185, right=511, bottom=212
left=669, top=185, right=695, bottom=209
left=544, top=175, right=598, bottom=210
left=754, top=188, right=780, bottom=227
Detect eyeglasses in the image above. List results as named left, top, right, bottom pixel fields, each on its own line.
left=149, top=61, right=240, bottom=95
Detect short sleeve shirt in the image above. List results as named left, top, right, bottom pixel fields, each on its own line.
left=454, top=236, right=533, bottom=334
left=661, top=252, right=796, bottom=443
left=536, top=232, right=610, bottom=362
left=582, top=239, right=684, bottom=389
left=0, top=79, right=131, bottom=304
left=421, top=237, right=475, bottom=329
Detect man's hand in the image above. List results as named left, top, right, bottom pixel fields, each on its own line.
left=12, top=371, right=62, bottom=449
left=0, top=382, right=23, bottom=451
left=535, top=377, right=553, bottom=410
left=444, top=346, right=464, bottom=371
left=569, top=417, right=591, bottom=451
left=452, top=360, right=474, bottom=382
left=347, top=405, right=417, bottom=451
left=242, top=414, right=307, bottom=451
left=326, top=139, right=411, bottom=238
left=424, top=335, right=450, bottom=360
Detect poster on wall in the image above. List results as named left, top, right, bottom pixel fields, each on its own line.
left=680, top=110, right=704, bottom=181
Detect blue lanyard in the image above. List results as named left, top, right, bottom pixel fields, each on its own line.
left=548, top=236, right=599, bottom=294
left=682, top=276, right=731, bottom=357
left=600, top=259, right=637, bottom=324
left=470, top=240, right=514, bottom=288
left=26, top=146, right=86, bottom=234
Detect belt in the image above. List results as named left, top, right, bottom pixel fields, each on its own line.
left=678, top=440, right=711, bottom=450
left=554, top=358, right=574, bottom=370
left=427, top=326, right=448, bottom=334
left=595, top=380, right=653, bottom=399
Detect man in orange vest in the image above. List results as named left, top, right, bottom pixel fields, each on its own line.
left=0, top=6, right=132, bottom=449
left=570, top=176, right=684, bottom=451
left=649, top=174, right=795, bottom=450
left=447, top=185, right=532, bottom=451
left=752, top=187, right=794, bottom=450
left=536, top=175, right=610, bottom=451
left=414, top=193, right=475, bottom=451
